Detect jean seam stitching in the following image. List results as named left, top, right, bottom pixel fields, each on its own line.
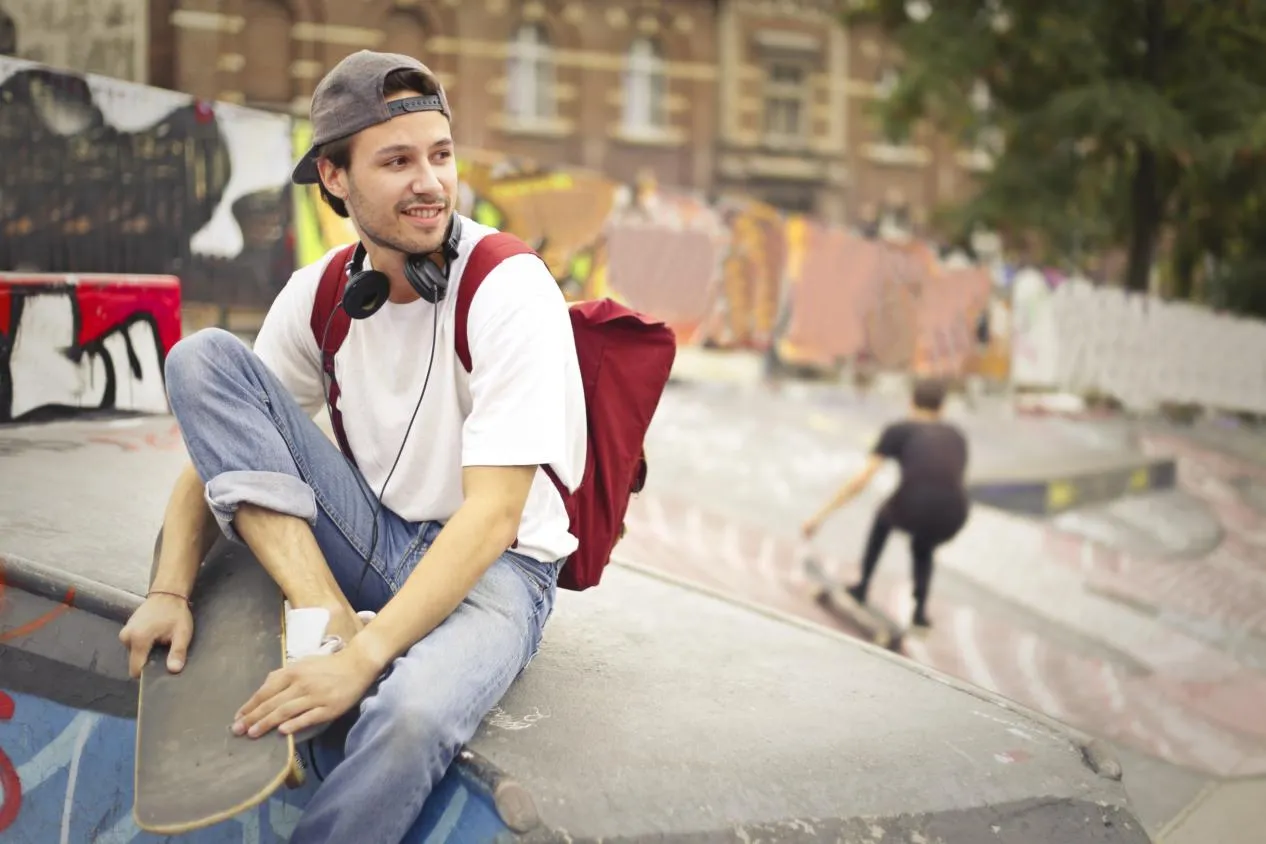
left=394, top=528, right=432, bottom=591
left=507, top=553, right=549, bottom=603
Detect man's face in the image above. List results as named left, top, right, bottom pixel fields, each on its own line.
left=319, top=90, right=458, bottom=258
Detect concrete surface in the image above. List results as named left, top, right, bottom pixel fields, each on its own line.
left=0, top=412, right=1152, bottom=842
left=1158, top=776, right=1266, bottom=844
left=620, top=380, right=1266, bottom=842
left=483, top=564, right=1143, bottom=842
left=1051, top=491, right=1225, bottom=558
left=0, top=414, right=186, bottom=594
left=669, top=346, right=766, bottom=386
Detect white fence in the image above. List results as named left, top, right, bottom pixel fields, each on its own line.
left=1010, top=269, right=1266, bottom=415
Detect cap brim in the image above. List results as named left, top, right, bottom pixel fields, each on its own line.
left=291, top=148, right=320, bottom=185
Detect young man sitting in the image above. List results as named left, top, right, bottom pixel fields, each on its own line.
left=119, top=50, right=586, bottom=844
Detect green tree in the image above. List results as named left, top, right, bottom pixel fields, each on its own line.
left=846, top=0, right=1266, bottom=302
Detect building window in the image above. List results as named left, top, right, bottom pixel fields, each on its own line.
left=506, top=23, right=555, bottom=121
left=763, top=62, right=807, bottom=144
left=622, top=37, right=667, bottom=134
left=243, top=0, right=292, bottom=108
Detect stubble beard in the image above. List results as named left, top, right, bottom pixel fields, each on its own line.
left=347, top=177, right=450, bottom=257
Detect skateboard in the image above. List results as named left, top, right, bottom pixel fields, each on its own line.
left=802, top=555, right=908, bottom=652
left=134, top=533, right=305, bottom=834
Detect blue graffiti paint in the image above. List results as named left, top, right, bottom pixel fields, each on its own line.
left=0, top=689, right=511, bottom=843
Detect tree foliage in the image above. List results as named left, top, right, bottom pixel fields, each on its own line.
left=846, top=0, right=1266, bottom=310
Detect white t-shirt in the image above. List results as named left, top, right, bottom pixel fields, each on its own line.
left=252, top=215, right=586, bottom=564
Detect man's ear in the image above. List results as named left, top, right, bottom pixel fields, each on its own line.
left=316, top=158, right=348, bottom=201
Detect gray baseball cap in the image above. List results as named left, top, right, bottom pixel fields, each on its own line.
left=291, top=49, right=452, bottom=185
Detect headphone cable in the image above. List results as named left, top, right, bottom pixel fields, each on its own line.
left=319, top=269, right=440, bottom=606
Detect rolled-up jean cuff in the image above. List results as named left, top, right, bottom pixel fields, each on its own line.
left=204, top=470, right=319, bottom=543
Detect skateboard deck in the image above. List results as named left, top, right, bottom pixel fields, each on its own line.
left=802, top=556, right=908, bottom=652
left=134, top=535, right=304, bottom=834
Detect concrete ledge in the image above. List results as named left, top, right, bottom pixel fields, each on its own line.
left=669, top=346, right=765, bottom=386
left=0, top=559, right=1149, bottom=842
left=0, top=554, right=140, bottom=716
left=968, top=455, right=1177, bottom=516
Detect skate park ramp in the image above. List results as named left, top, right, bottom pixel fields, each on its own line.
left=0, top=414, right=1152, bottom=843
left=967, top=450, right=1177, bottom=517
left=961, top=415, right=1227, bottom=559
left=958, top=408, right=1177, bottom=518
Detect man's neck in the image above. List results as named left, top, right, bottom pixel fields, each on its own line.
left=362, top=245, right=413, bottom=303
left=363, top=245, right=450, bottom=305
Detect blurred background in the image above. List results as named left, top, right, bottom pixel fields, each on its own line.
left=2, top=1, right=1264, bottom=841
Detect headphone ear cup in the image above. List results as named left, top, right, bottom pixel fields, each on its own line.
left=343, top=269, right=391, bottom=319
left=404, top=255, right=447, bottom=304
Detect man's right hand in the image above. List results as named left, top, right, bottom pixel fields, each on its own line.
left=119, top=593, right=194, bottom=679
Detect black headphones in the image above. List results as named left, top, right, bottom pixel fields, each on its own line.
left=341, top=214, right=464, bottom=319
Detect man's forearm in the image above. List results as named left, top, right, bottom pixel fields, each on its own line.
left=347, top=496, right=519, bottom=673
left=814, top=457, right=883, bottom=522
left=150, top=462, right=219, bottom=597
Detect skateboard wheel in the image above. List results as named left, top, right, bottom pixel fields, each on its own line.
left=494, top=781, right=540, bottom=833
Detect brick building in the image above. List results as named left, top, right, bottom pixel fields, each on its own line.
left=147, top=0, right=989, bottom=233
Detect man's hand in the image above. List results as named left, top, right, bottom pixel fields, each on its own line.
left=233, top=647, right=380, bottom=739
left=801, top=517, right=823, bottom=539
left=119, top=593, right=194, bottom=679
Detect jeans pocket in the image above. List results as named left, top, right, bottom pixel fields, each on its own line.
left=505, top=550, right=558, bottom=605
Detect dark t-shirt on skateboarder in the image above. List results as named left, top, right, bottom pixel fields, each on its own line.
left=873, top=420, right=970, bottom=541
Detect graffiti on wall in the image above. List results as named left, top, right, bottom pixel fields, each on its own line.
left=0, top=56, right=1003, bottom=378
left=774, top=220, right=994, bottom=377
left=0, top=275, right=180, bottom=422
left=1010, top=273, right=1266, bottom=414
left=599, top=175, right=727, bottom=346
left=0, top=0, right=147, bottom=83
left=0, top=686, right=511, bottom=841
left=0, top=57, right=294, bottom=308
left=0, top=689, right=312, bottom=842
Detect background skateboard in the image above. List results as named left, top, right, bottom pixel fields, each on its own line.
left=801, top=555, right=907, bottom=652
left=134, top=533, right=304, bottom=834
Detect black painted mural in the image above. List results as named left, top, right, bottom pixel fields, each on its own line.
left=0, top=62, right=293, bottom=307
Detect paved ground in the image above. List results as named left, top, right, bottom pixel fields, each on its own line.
left=616, top=381, right=1266, bottom=840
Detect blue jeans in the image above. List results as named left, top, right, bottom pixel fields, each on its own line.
left=163, top=328, right=559, bottom=844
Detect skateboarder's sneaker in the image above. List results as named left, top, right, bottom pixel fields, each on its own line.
left=911, top=610, right=933, bottom=630
left=845, top=583, right=868, bottom=604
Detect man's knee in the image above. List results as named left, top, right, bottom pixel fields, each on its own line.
left=164, top=328, right=250, bottom=403
left=357, top=687, right=466, bottom=767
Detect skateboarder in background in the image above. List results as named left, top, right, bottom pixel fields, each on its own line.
left=801, top=377, right=969, bottom=629
left=118, top=51, right=586, bottom=843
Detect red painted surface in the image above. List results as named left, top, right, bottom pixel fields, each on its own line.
left=0, top=274, right=182, bottom=356
left=0, top=273, right=183, bottom=421
left=0, top=691, right=19, bottom=832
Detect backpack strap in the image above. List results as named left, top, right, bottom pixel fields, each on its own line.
left=310, top=243, right=359, bottom=465
left=453, top=231, right=571, bottom=508
left=454, top=232, right=536, bottom=373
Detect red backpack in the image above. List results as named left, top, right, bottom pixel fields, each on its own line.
left=309, top=233, right=677, bottom=590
